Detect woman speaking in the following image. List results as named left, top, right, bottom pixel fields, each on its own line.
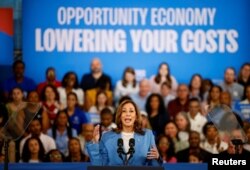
left=86, top=100, right=162, bottom=166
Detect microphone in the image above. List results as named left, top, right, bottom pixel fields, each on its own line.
left=117, top=138, right=125, bottom=164
left=125, top=138, right=135, bottom=165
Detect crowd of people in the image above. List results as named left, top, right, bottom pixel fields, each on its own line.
left=0, top=58, right=249, bottom=164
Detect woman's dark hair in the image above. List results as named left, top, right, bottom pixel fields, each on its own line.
left=207, top=85, right=223, bottom=104
left=156, top=134, right=176, bottom=161
left=114, top=100, right=144, bottom=135
left=154, top=62, right=172, bottom=84
left=40, top=84, right=60, bottom=101
left=66, top=137, right=89, bottom=162
left=51, top=110, right=73, bottom=139
left=67, top=92, right=79, bottom=107
left=44, top=149, right=65, bottom=162
left=145, top=93, right=166, bottom=116
left=121, top=67, right=137, bottom=88
left=237, top=62, right=250, bottom=82
left=12, top=60, right=25, bottom=70
left=189, top=74, right=203, bottom=100
left=95, top=90, right=108, bottom=110
left=202, top=121, right=217, bottom=136
left=0, top=103, right=8, bottom=127
left=21, top=136, right=45, bottom=162
left=61, top=71, right=79, bottom=89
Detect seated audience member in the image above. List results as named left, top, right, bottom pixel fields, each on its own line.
left=80, top=58, right=112, bottom=91
left=57, top=71, right=84, bottom=108
left=202, top=85, right=222, bottom=115
left=243, top=123, right=250, bottom=151
left=201, top=79, right=213, bottom=103
left=84, top=84, right=113, bottom=112
left=65, top=92, right=88, bottom=134
left=189, top=74, right=203, bottom=101
left=237, top=63, right=250, bottom=90
left=88, top=90, right=114, bottom=116
left=21, top=136, right=45, bottom=163
left=167, top=84, right=189, bottom=120
left=149, top=62, right=178, bottom=95
left=200, top=122, right=228, bottom=154
left=145, top=93, right=169, bottom=136
left=78, top=123, right=94, bottom=155
left=65, top=137, right=89, bottom=162
left=164, top=121, right=189, bottom=153
left=160, top=81, right=176, bottom=108
left=187, top=98, right=207, bottom=136
left=175, top=111, right=190, bottom=142
left=130, top=79, right=151, bottom=111
left=44, top=149, right=65, bottom=162
left=240, top=85, right=250, bottom=104
left=2, top=60, right=36, bottom=100
left=140, top=111, right=152, bottom=129
left=40, top=84, right=64, bottom=125
left=156, top=134, right=177, bottom=163
left=47, top=110, right=77, bottom=156
left=37, top=67, right=61, bottom=95
left=27, top=90, right=50, bottom=133
left=19, top=118, right=56, bottom=157
left=6, top=87, right=26, bottom=114
left=100, top=107, right=117, bottom=133
left=220, top=91, right=233, bottom=108
left=114, top=67, right=139, bottom=104
left=176, top=131, right=211, bottom=162
left=220, top=67, right=244, bottom=101
left=188, top=151, right=203, bottom=163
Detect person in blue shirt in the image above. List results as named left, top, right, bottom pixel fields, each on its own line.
left=3, top=60, right=36, bottom=100
left=65, top=92, right=88, bottom=134
left=86, top=99, right=162, bottom=166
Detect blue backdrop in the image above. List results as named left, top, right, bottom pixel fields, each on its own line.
left=22, top=0, right=250, bottom=86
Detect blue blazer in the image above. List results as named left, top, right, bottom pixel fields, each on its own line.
left=86, top=129, right=162, bottom=166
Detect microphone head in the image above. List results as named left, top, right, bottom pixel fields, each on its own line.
left=129, top=138, right=135, bottom=147
left=118, top=138, right=123, bottom=147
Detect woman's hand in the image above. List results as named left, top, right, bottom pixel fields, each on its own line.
left=146, top=146, right=160, bottom=160
left=92, top=124, right=100, bottom=143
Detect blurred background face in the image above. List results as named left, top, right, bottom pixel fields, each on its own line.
left=28, top=139, right=40, bottom=154
left=189, top=101, right=200, bottom=115
left=81, top=124, right=94, bottom=142
left=150, top=96, right=160, bottom=110
left=206, top=126, right=218, bottom=140
left=159, top=64, right=168, bottom=77
left=164, top=122, right=178, bottom=138
left=241, top=65, right=250, bottom=79
left=14, top=63, right=24, bottom=78
left=97, top=93, right=107, bottom=106
left=47, top=69, right=56, bottom=81
left=220, top=92, right=231, bottom=106
left=45, top=87, right=56, bottom=100
left=139, top=80, right=150, bottom=97
left=177, top=85, right=189, bottom=100
left=27, top=91, right=40, bottom=103
left=175, top=114, right=188, bottom=131
left=12, top=88, right=23, bottom=102
left=191, top=76, right=202, bottom=89
left=67, top=94, right=77, bottom=108
left=224, top=68, right=235, bottom=84
left=29, top=120, right=42, bottom=136
left=49, top=150, right=63, bottom=162
left=161, top=84, right=170, bottom=97
left=189, top=155, right=200, bottom=163
left=141, top=115, right=149, bottom=128
left=158, top=136, right=169, bottom=153
left=101, top=114, right=113, bottom=127
left=210, top=87, right=221, bottom=101
left=125, top=72, right=135, bottom=83
left=189, top=132, right=200, bottom=148
left=57, top=112, right=68, bottom=127
left=67, top=74, right=76, bottom=87
left=69, top=139, right=81, bottom=154
left=91, top=59, right=102, bottom=74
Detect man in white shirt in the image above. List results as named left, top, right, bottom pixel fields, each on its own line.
left=187, top=98, right=207, bottom=137
left=19, top=118, right=56, bottom=157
